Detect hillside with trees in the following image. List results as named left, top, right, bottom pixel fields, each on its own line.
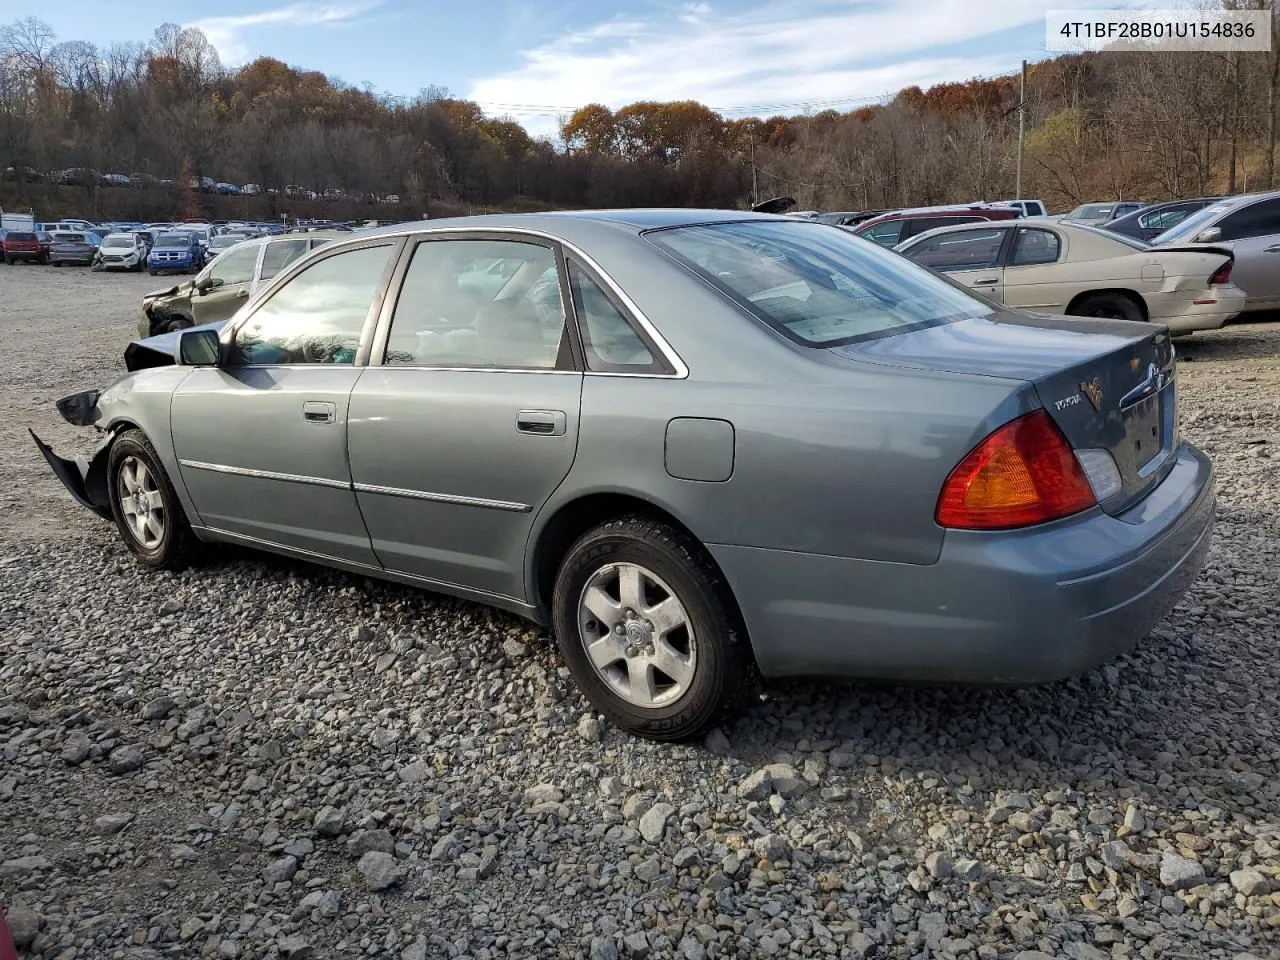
left=1, top=6, right=1277, bottom=221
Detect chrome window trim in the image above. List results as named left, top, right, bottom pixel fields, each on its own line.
left=323, top=225, right=689, bottom=379
left=352, top=482, right=530, bottom=513
left=179, top=459, right=352, bottom=491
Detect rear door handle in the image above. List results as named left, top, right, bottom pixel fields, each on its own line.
left=1264, top=245, right=1280, bottom=253
left=516, top=409, right=566, bottom=437
left=972, top=277, right=999, bottom=286
left=302, top=401, right=336, bottom=424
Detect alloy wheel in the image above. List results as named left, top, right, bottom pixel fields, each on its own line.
left=576, top=562, right=697, bottom=708
left=117, top=455, right=166, bottom=549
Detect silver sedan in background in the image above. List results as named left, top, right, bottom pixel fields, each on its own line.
left=34, top=211, right=1215, bottom=740
left=1150, top=189, right=1280, bottom=314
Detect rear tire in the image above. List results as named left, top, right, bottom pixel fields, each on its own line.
left=107, top=429, right=199, bottom=570
left=1069, top=292, right=1145, bottom=323
left=551, top=515, right=758, bottom=741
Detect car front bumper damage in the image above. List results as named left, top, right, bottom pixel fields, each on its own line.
left=30, top=388, right=113, bottom=520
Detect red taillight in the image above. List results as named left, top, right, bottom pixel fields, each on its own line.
left=936, top=410, right=1097, bottom=530
left=1209, top=260, right=1232, bottom=286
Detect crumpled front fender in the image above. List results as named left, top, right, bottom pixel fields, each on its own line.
left=30, top=430, right=113, bottom=520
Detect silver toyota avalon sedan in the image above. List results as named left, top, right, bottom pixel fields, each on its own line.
left=34, top=209, right=1215, bottom=740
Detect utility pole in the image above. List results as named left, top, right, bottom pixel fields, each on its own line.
left=1015, top=59, right=1027, bottom=202
left=750, top=134, right=758, bottom=206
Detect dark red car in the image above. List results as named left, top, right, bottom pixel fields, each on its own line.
left=852, top=204, right=1019, bottom=248
left=3, top=230, right=48, bottom=264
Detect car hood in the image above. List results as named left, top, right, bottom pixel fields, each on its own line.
left=123, top=320, right=225, bottom=372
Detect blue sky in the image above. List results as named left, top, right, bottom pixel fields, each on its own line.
left=11, top=0, right=1125, bottom=137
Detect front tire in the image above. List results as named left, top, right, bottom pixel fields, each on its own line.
left=551, top=515, right=757, bottom=741
left=107, top=429, right=198, bottom=570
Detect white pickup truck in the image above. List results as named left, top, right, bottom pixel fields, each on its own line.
left=1, top=210, right=36, bottom=232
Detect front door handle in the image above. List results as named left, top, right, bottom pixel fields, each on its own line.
left=516, top=409, right=566, bottom=437
left=972, top=277, right=999, bottom=286
left=303, top=401, right=336, bottom=424
left=1264, top=245, right=1280, bottom=253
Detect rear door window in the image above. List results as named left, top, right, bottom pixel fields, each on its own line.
left=260, top=239, right=309, bottom=280
left=1009, top=228, right=1062, bottom=266
left=648, top=220, right=992, bottom=346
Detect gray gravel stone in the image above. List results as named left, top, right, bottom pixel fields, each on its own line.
left=313, top=805, right=345, bottom=837
left=108, top=744, right=144, bottom=773
left=357, top=851, right=403, bottom=891
left=141, top=696, right=176, bottom=720
left=94, top=812, right=134, bottom=836
left=1160, top=853, right=1206, bottom=890
left=638, top=802, right=674, bottom=843
left=60, top=730, right=91, bottom=765
left=263, top=855, right=298, bottom=883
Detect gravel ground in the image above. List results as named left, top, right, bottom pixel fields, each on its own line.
left=1, top=262, right=1278, bottom=960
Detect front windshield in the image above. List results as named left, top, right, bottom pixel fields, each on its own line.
left=102, top=235, right=133, bottom=248
left=647, top=220, right=993, bottom=347
left=156, top=233, right=190, bottom=246
left=211, top=237, right=238, bottom=248
left=1150, top=202, right=1234, bottom=244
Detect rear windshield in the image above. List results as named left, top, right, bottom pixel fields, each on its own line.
left=54, top=233, right=84, bottom=242
left=7, top=232, right=35, bottom=241
left=646, top=220, right=992, bottom=346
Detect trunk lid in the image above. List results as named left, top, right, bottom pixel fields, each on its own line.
left=834, top=311, right=1178, bottom=513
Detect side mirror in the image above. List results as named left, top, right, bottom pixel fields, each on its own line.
left=176, top=328, right=221, bottom=366
left=195, top=276, right=215, bottom=295
left=1194, top=226, right=1222, bottom=243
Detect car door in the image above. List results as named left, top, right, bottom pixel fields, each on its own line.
left=190, top=244, right=260, bottom=325
left=347, top=234, right=583, bottom=602
left=902, top=226, right=1009, bottom=300
left=998, top=226, right=1066, bottom=310
left=171, top=238, right=401, bottom=563
left=1214, top=197, right=1280, bottom=308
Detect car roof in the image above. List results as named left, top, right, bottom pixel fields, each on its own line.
left=350, top=208, right=788, bottom=245
left=897, top=216, right=1142, bottom=251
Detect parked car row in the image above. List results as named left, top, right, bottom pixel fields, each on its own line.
left=881, top=189, right=1280, bottom=334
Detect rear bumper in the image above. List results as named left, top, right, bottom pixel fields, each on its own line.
left=711, top=443, right=1215, bottom=682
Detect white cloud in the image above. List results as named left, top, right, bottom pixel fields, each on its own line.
left=188, top=0, right=383, bottom=65
left=468, top=0, right=1091, bottom=137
